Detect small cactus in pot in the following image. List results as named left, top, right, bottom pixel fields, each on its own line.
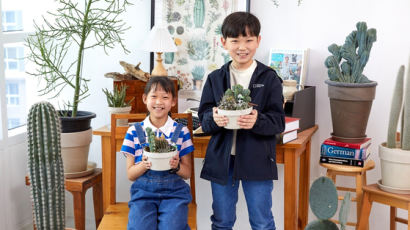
left=218, top=84, right=253, bottom=129
left=143, top=127, right=177, bottom=171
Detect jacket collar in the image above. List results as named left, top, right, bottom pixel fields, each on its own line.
left=142, top=116, right=174, bottom=137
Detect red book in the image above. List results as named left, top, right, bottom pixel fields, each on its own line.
left=284, top=117, right=300, bottom=133
left=323, top=137, right=371, bottom=149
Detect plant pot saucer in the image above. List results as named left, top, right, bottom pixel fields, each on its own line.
left=377, top=179, right=410, bottom=194
left=331, top=133, right=367, bottom=143
left=64, top=161, right=96, bottom=179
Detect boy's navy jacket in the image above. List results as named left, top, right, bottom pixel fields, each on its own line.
left=198, top=60, right=285, bottom=185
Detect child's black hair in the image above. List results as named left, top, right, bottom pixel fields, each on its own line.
left=144, top=76, right=176, bottom=98
left=221, top=12, right=261, bottom=39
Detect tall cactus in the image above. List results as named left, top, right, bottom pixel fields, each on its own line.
left=325, top=22, right=377, bottom=83
left=193, top=0, right=205, bottom=28
left=145, top=127, right=175, bottom=153
left=27, top=102, right=65, bottom=230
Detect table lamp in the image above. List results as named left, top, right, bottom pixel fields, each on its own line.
left=144, top=25, right=177, bottom=76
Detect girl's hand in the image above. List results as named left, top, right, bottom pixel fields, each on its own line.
left=141, top=155, right=152, bottom=169
left=213, top=107, right=228, bottom=127
left=238, top=109, right=258, bottom=129
left=169, top=153, right=180, bottom=169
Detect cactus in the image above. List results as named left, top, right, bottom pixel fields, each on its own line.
left=387, top=58, right=410, bottom=150
left=164, top=52, right=175, bottom=64
left=218, top=84, right=252, bottom=110
left=193, top=0, right=205, bottom=28
left=305, top=177, right=351, bottom=230
left=324, top=22, right=377, bottom=83
left=145, top=127, right=176, bottom=153
left=27, top=102, right=65, bottom=230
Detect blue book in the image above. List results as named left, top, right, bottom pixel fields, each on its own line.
left=320, top=144, right=369, bottom=160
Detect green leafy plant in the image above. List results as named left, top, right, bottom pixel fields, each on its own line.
left=218, top=84, right=252, bottom=110
left=324, top=22, right=377, bottom=83
left=102, top=84, right=134, bottom=108
left=26, top=0, right=131, bottom=117
left=145, top=127, right=176, bottom=153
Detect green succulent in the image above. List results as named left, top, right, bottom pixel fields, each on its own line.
left=102, top=83, right=134, bottom=107
left=218, top=84, right=252, bottom=110
left=145, top=127, right=176, bottom=153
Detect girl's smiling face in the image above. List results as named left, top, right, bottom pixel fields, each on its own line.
left=143, top=85, right=176, bottom=126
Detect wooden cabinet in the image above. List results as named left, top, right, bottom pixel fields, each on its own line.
left=114, top=78, right=178, bottom=113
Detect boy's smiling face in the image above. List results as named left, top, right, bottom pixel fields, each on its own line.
left=221, top=28, right=261, bottom=70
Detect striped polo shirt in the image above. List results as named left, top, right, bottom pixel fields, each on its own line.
left=120, top=116, right=194, bottom=163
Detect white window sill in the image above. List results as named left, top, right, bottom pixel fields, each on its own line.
left=6, top=125, right=27, bottom=145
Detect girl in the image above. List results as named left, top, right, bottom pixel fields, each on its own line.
left=120, top=77, right=194, bottom=230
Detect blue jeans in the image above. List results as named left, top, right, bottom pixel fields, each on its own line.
left=211, top=156, right=276, bottom=230
left=127, top=170, right=192, bottom=230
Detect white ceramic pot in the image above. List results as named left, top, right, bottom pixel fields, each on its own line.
left=143, top=149, right=178, bottom=171
left=218, top=107, right=253, bottom=129
left=61, top=128, right=92, bottom=173
left=379, top=142, right=410, bottom=193
left=109, top=106, right=132, bottom=126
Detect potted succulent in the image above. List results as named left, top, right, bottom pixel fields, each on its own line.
left=103, top=83, right=134, bottom=126
left=25, top=0, right=130, bottom=173
left=324, top=21, right=377, bottom=143
left=218, top=84, right=252, bottom=129
left=378, top=61, right=410, bottom=193
left=143, top=127, right=177, bottom=171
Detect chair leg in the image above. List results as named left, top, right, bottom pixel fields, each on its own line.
left=356, top=173, right=364, bottom=227
left=70, top=191, right=86, bottom=230
left=390, top=206, right=397, bottom=230
left=357, top=191, right=372, bottom=230
left=93, top=182, right=104, bottom=228
left=407, top=203, right=410, bottom=230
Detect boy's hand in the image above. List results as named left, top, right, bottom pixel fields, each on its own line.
left=170, top=154, right=180, bottom=169
left=237, top=109, right=258, bottom=129
left=141, top=155, right=152, bottom=169
left=213, top=107, right=228, bottom=127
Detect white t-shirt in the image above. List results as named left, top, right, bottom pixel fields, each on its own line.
left=229, top=60, right=257, bottom=155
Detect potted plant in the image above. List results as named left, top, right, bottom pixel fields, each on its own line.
left=324, top=21, right=377, bottom=143
left=218, top=84, right=253, bottom=129
left=191, top=65, right=205, bottom=90
left=143, top=127, right=178, bottom=171
left=378, top=61, right=410, bottom=193
left=25, top=0, right=130, bottom=173
left=103, top=83, right=134, bottom=126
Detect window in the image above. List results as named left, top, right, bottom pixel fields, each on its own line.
left=4, top=46, right=24, bottom=71
left=6, top=83, right=20, bottom=105
left=1, top=10, right=22, bottom=32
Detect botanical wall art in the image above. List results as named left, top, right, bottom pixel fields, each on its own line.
left=152, top=0, right=249, bottom=94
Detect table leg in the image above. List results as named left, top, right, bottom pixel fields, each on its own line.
left=298, top=141, right=310, bottom=230
left=390, top=206, right=396, bottom=230
left=101, top=136, right=111, bottom=212
left=70, top=191, right=85, bottom=230
left=284, top=148, right=298, bottom=230
left=93, top=181, right=104, bottom=228
left=357, top=191, right=372, bottom=230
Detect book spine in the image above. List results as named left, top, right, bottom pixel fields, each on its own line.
left=320, top=144, right=367, bottom=160
left=323, top=139, right=369, bottom=149
left=320, top=156, right=365, bottom=167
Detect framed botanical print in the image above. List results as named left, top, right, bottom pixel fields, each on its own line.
left=150, top=0, right=250, bottom=93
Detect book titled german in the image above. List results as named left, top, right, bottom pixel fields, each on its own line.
left=320, top=143, right=370, bottom=160
left=320, top=155, right=365, bottom=167
left=284, top=116, right=300, bottom=133
left=323, top=137, right=371, bottom=149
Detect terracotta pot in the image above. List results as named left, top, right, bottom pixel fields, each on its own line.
left=325, top=80, right=377, bottom=143
left=61, top=128, right=92, bottom=173
left=143, top=149, right=178, bottom=171
left=218, top=107, right=253, bottom=129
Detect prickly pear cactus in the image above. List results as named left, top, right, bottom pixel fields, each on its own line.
left=193, top=0, right=205, bottom=28
left=27, top=102, right=65, bottom=230
left=219, top=84, right=252, bottom=110
left=324, top=22, right=377, bottom=83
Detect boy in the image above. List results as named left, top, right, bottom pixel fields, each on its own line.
left=198, top=12, right=285, bottom=230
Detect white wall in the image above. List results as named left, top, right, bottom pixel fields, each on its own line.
left=5, top=0, right=410, bottom=229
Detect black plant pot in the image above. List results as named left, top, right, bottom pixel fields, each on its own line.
left=59, top=110, right=96, bottom=133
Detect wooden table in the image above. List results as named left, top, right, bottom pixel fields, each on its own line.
left=93, top=125, right=317, bottom=230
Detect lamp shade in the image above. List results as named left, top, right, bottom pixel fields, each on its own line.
left=144, top=25, right=177, bottom=53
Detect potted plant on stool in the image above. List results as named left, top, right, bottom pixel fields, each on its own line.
left=378, top=60, right=410, bottom=194
left=103, top=83, right=134, bottom=126
left=324, top=22, right=377, bottom=143
left=25, top=0, right=130, bottom=175
left=143, top=127, right=178, bottom=171
left=218, top=84, right=253, bottom=129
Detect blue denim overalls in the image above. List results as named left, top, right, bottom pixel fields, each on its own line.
left=127, top=122, right=192, bottom=230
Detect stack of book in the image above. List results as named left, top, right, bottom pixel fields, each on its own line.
left=277, top=117, right=300, bottom=144
left=320, top=137, right=371, bottom=167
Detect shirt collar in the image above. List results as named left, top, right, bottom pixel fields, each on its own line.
left=142, top=116, right=174, bottom=137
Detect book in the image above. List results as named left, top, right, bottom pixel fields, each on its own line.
left=284, top=116, right=300, bottom=133
left=320, top=155, right=365, bottom=167
left=277, top=130, right=297, bottom=144
left=320, top=143, right=370, bottom=160
left=323, top=137, right=371, bottom=149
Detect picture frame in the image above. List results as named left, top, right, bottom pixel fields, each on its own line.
left=268, top=48, right=309, bottom=88
left=150, top=0, right=250, bottom=93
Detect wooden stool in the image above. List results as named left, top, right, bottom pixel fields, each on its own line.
left=26, top=168, right=103, bottom=230
left=358, top=184, right=410, bottom=230
left=320, top=159, right=375, bottom=227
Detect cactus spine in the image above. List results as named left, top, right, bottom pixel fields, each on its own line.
left=145, top=127, right=175, bottom=153
left=387, top=59, right=410, bottom=150
left=27, top=102, right=65, bottom=230
left=325, top=22, right=377, bottom=83
left=193, top=0, right=205, bottom=28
